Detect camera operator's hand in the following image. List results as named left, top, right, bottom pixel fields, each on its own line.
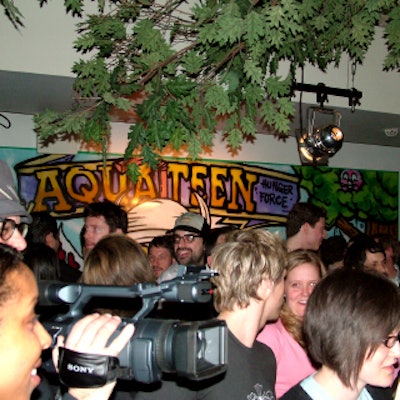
left=52, top=313, right=134, bottom=400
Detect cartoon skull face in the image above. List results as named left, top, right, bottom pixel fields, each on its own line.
left=340, top=169, right=363, bottom=192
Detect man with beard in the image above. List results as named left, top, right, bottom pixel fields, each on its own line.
left=156, top=212, right=212, bottom=320
left=158, top=212, right=210, bottom=282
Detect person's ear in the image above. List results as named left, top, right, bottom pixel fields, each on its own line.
left=257, top=276, right=273, bottom=300
left=301, top=222, right=311, bottom=234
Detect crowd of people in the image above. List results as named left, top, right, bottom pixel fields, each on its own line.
left=0, top=158, right=400, bottom=400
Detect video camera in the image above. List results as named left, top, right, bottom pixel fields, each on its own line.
left=40, top=266, right=227, bottom=386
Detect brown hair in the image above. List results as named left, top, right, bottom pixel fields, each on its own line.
left=280, top=249, right=326, bottom=347
left=305, top=268, right=400, bottom=388
left=210, top=229, right=287, bottom=313
left=82, top=234, right=155, bottom=286
left=81, top=234, right=155, bottom=316
left=286, top=203, right=326, bottom=239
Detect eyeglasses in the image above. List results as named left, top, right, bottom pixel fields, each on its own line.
left=0, top=218, right=29, bottom=241
left=173, top=234, right=200, bottom=244
left=382, top=333, right=400, bottom=348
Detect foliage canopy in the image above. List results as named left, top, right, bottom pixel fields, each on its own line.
left=3, top=0, right=400, bottom=181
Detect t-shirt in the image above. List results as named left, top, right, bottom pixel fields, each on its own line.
left=257, top=319, right=316, bottom=397
left=133, top=329, right=278, bottom=400
left=281, top=375, right=392, bottom=400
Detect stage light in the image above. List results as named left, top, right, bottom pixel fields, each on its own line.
left=297, top=107, right=344, bottom=165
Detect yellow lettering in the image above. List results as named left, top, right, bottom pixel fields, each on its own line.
left=100, top=165, right=129, bottom=202
left=210, top=167, right=227, bottom=208
left=168, top=164, right=189, bottom=202
left=229, top=168, right=257, bottom=212
left=66, top=166, right=98, bottom=203
left=135, top=165, right=157, bottom=200
left=34, top=170, right=72, bottom=212
left=190, top=165, right=208, bottom=206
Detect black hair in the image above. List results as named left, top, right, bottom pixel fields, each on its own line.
left=286, top=202, right=327, bottom=238
left=84, top=200, right=128, bottom=233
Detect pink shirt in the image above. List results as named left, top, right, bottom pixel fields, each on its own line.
left=257, top=319, right=316, bottom=398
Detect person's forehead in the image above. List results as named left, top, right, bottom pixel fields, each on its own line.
left=85, top=215, right=108, bottom=225
left=174, top=229, right=198, bottom=235
left=366, top=250, right=385, bottom=260
left=311, top=218, right=325, bottom=228
left=149, top=245, right=171, bottom=254
left=0, top=215, right=21, bottom=223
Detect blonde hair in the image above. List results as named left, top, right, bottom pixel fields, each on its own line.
left=210, top=229, right=287, bottom=313
left=281, top=249, right=326, bottom=347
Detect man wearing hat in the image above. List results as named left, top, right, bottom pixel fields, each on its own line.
left=158, top=211, right=210, bottom=282
left=0, top=160, right=31, bottom=251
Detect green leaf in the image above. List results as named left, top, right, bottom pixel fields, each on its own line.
left=265, top=76, right=287, bottom=99
left=240, top=117, right=256, bottom=137
left=272, top=111, right=291, bottom=134
left=182, top=51, right=204, bottom=75
left=64, top=0, right=83, bottom=17
left=244, top=11, right=264, bottom=45
left=114, top=97, right=132, bottom=111
left=126, top=162, right=141, bottom=184
left=277, top=97, right=295, bottom=117
left=226, top=128, right=243, bottom=150
left=73, top=33, right=96, bottom=53
left=205, top=85, right=234, bottom=115
left=165, top=76, right=197, bottom=97
left=142, top=144, right=159, bottom=170
left=2, top=0, right=24, bottom=28
left=187, top=133, right=203, bottom=158
left=216, top=15, right=243, bottom=45
left=243, top=59, right=262, bottom=85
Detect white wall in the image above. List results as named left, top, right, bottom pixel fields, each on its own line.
left=1, top=112, right=399, bottom=172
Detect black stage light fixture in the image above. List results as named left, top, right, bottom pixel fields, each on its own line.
left=297, top=107, right=344, bottom=166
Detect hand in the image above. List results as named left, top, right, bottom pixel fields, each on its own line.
left=53, top=313, right=134, bottom=400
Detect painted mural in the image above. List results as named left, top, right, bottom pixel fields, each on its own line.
left=0, top=147, right=397, bottom=269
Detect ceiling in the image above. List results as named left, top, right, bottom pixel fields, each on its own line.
left=1, top=69, right=400, bottom=147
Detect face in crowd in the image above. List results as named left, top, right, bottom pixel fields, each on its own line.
left=0, top=216, right=28, bottom=251
left=0, top=247, right=51, bottom=399
left=304, top=217, right=327, bottom=251
left=148, top=245, right=175, bottom=278
left=285, top=262, right=321, bottom=318
left=364, top=250, right=386, bottom=275
left=84, top=215, right=113, bottom=253
left=173, top=229, right=206, bottom=266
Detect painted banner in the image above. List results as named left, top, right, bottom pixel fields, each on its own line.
left=1, top=148, right=398, bottom=268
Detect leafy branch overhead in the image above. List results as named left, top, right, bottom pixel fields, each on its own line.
left=14, top=0, right=400, bottom=181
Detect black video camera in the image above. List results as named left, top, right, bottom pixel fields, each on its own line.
left=40, top=267, right=227, bottom=386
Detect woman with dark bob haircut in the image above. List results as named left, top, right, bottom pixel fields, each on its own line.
left=282, top=268, right=400, bottom=400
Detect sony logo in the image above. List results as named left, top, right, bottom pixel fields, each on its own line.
left=67, top=363, right=95, bottom=374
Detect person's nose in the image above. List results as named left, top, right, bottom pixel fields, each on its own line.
left=8, top=229, right=27, bottom=251
left=301, top=284, right=312, bottom=297
left=36, top=321, right=52, bottom=350
left=389, top=339, right=400, bottom=359
left=84, top=228, right=92, bottom=241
